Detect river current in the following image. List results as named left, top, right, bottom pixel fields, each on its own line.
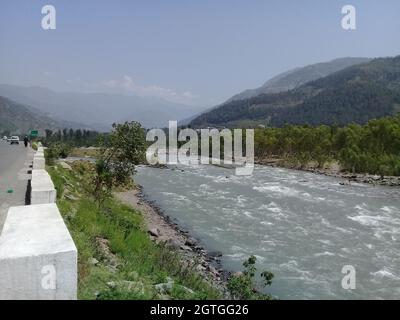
left=135, top=164, right=400, bottom=299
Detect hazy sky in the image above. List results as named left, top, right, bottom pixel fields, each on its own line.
left=0, top=0, right=399, bottom=107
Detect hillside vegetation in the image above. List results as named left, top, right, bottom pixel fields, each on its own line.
left=227, top=57, right=370, bottom=102
left=191, top=56, right=400, bottom=128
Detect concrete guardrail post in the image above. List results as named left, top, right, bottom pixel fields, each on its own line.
left=0, top=204, right=77, bottom=300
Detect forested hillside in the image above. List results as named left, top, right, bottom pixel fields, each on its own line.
left=227, top=57, right=370, bottom=102
left=191, top=56, right=400, bottom=128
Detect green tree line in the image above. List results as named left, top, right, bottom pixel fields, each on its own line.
left=254, top=115, right=400, bottom=176
left=43, top=128, right=101, bottom=147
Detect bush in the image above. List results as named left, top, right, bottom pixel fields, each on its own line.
left=227, top=255, right=274, bottom=300
left=31, top=142, right=38, bottom=151
left=45, top=142, right=73, bottom=165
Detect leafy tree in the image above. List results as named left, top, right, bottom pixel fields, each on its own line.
left=92, top=121, right=146, bottom=207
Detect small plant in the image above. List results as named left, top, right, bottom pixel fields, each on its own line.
left=227, top=255, right=274, bottom=300
left=31, top=142, right=38, bottom=151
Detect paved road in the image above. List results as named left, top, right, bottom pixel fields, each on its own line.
left=0, top=140, right=34, bottom=234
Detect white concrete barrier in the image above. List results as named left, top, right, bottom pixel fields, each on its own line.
left=31, top=169, right=57, bottom=204
left=0, top=204, right=77, bottom=300
left=33, top=154, right=45, bottom=170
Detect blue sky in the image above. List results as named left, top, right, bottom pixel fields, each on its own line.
left=0, top=0, right=399, bottom=107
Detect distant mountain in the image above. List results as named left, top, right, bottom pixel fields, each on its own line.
left=178, top=105, right=216, bottom=126
left=0, top=96, right=80, bottom=135
left=191, top=56, right=400, bottom=128
left=226, top=57, right=371, bottom=102
left=0, top=85, right=203, bottom=130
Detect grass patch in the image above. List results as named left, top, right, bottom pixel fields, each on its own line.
left=47, top=162, right=221, bottom=300
left=69, top=147, right=100, bottom=158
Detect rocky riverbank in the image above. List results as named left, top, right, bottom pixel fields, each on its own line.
left=115, top=187, right=230, bottom=297
left=255, top=157, right=400, bottom=187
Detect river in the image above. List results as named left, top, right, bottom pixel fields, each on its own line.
left=134, top=164, right=400, bottom=299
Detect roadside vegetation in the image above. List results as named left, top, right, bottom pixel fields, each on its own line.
left=31, top=141, right=38, bottom=151
left=48, top=161, right=221, bottom=299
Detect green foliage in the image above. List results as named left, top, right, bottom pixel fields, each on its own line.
left=254, top=115, right=400, bottom=176
left=92, top=121, right=147, bottom=207
left=31, top=142, right=38, bottom=151
left=45, top=142, right=73, bottom=165
left=43, top=128, right=101, bottom=148
left=227, top=255, right=274, bottom=300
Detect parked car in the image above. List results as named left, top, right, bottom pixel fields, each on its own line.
left=10, top=136, right=20, bottom=145
left=2, top=136, right=7, bottom=141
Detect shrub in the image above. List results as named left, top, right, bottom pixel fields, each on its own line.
left=227, top=255, right=274, bottom=300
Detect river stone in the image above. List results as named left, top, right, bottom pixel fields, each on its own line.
left=148, top=228, right=160, bottom=237
left=88, top=257, right=99, bottom=265
left=180, top=245, right=192, bottom=251
left=207, top=265, right=219, bottom=275
left=59, top=161, right=72, bottom=170
left=185, top=237, right=197, bottom=246
left=155, top=277, right=174, bottom=294
left=107, top=281, right=144, bottom=294
left=166, top=239, right=181, bottom=249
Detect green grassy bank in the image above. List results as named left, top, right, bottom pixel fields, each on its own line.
left=47, top=161, right=221, bottom=300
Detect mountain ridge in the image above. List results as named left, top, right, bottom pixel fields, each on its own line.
left=0, top=84, right=204, bottom=130
left=225, top=57, right=371, bottom=102
left=0, top=96, right=86, bottom=135
left=190, top=56, right=400, bottom=128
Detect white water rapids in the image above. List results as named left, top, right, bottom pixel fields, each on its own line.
left=135, top=164, right=400, bottom=299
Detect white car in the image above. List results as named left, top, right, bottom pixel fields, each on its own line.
left=2, top=136, right=7, bottom=141
left=10, top=136, right=20, bottom=145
